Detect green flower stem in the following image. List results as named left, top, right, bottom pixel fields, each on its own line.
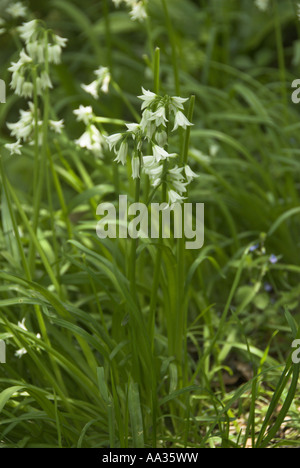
left=94, top=117, right=126, bottom=126
left=154, top=47, right=161, bottom=95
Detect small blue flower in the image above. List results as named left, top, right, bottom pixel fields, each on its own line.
left=264, top=282, right=272, bottom=292
left=249, top=244, right=259, bottom=252
left=269, top=254, right=278, bottom=264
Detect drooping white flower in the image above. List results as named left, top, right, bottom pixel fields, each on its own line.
left=168, top=189, right=186, bottom=205
left=152, top=144, right=176, bottom=162
left=9, top=49, right=32, bottom=75
left=75, top=124, right=104, bottom=154
left=129, top=1, right=147, bottom=22
left=21, top=81, right=34, bottom=98
left=131, top=156, right=140, bottom=179
left=140, top=108, right=156, bottom=139
left=100, top=73, right=111, bottom=93
left=73, top=105, right=94, bottom=125
left=184, top=164, right=198, bottom=183
left=6, top=1, right=27, bottom=18
left=155, top=131, right=167, bottom=148
left=81, top=80, right=99, bottom=99
left=105, top=133, right=123, bottom=151
left=37, top=70, right=53, bottom=92
left=172, top=110, right=193, bottom=131
left=14, top=75, right=25, bottom=95
left=7, top=102, right=35, bottom=142
left=75, top=131, right=91, bottom=149
left=143, top=155, right=163, bottom=186
left=167, top=166, right=188, bottom=194
left=138, top=87, right=157, bottom=110
left=82, top=67, right=111, bottom=98
left=94, top=66, right=111, bottom=93
left=170, top=95, right=189, bottom=111
left=113, top=0, right=148, bottom=22
left=15, top=347, right=27, bottom=358
left=47, top=35, right=67, bottom=64
left=18, top=20, right=38, bottom=44
left=149, top=105, right=168, bottom=127
left=49, top=119, right=64, bottom=134
left=26, top=40, right=44, bottom=63
left=54, top=35, right=68, bottom=49
left=126, top=122, right=140, bottom=135
left=18, top=318, right=28, bottom=330
left=170, top=178, right=188, bottom=194
left=114, top=141, right=128, bottom=165
left=5, top=139, right=22, bottom=155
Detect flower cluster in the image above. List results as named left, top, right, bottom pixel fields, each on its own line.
left=0, top=1, right=27, bottom=35
left=112, top=0, right=148, bottom=22
left=105, top=87, right=197, bottom=205
left=5, top=20, right=67, bottom=155
left=73, top=105, right=106, bottom=155
left=5, top=102, right=64, bottom=154
left=8, top=20, right=67, bottom=99
left=81, top=66, right=111, bottom=98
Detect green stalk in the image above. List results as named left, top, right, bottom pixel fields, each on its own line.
left=154, top=47, right=160, bottom=95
